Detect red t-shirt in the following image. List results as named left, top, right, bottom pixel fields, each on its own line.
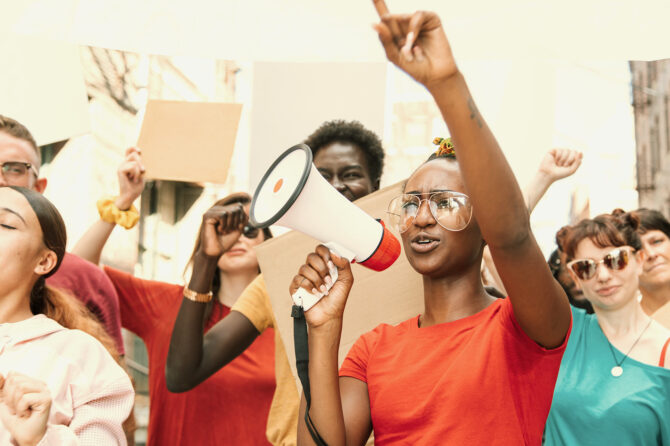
left=339, top=298, right=568, bottom=445
left=47, top=253, right=125, bottom=355
left=104, top=266, right=276, bottom=446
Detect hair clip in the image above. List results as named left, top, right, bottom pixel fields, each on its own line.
left=432, top=137, right=455, bottom=158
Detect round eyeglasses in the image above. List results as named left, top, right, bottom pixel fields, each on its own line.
left=386, top=191, right=473, bottom=233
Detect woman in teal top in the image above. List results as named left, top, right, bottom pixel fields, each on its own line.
left=544, top=210, right=670, bottom=445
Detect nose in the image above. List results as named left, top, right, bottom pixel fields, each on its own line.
left=643, top=243, right=659, bottom=262
left=412, top=199, right=436, bottom=228
left=329, top=175, right=346, bottom=193
left=594, top=262, right=612, bottom=282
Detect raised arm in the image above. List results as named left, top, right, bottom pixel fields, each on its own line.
left=72, top=147, right=145, bottom=265
left=525, top=148, right=582, bottom=212
left=483, top=148, right=583, bottom=293
left=373, top=2, right=570, bottom=347
left=165, top=204, right=260, bottom=393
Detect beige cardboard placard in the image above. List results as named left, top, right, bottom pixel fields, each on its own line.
left=0, top=35, right=89, bottom=146
left=249, top=62, right=386, bottom=190
left=137, top=100, right=242, bottom=184
left=255, top=181, right=424, bottom=391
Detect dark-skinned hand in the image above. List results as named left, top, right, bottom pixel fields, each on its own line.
left=372, top=0, right=458, bottom=90
left=289, top=245, right=354, bottom=329
left=197, top=203, right=248, bottom=259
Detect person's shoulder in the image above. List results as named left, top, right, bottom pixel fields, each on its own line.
left=48, top=327, right=114, bottom=358
left=58, top=252, right=103, bottom=274
left=360, top=316, right=417, bottom=343
left=48, top=329, right=130, bottom=389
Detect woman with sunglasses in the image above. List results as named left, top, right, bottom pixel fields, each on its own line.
left=543, top=210, right=670, bottom=445
left=72, top=148, right=275, bottom=446
left=290, top=3, right=571, bottom=444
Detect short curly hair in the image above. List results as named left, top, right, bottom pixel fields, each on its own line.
left=303, top=120, right=385, bottom=182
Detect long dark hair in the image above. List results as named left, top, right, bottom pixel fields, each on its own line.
left=6, top=186, right=67, bottom=312
left=7, top=186, right=120, bottom=359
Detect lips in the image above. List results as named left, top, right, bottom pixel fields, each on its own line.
left=226, top=248, right=247, bottom=256
left=596, top=285, right=621, bottom=297
left=410, top=233, right=441, bottom=254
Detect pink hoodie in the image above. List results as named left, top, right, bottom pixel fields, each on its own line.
left=0, top=314, right=134, bottom=445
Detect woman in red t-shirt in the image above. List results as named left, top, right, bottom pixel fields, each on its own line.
left=289, top=3, right=572, bottom=445
left=73, top=155, right=276, bottom=446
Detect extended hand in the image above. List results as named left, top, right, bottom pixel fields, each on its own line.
left=0, top=372, right=51, bottom=446
left=372, top=0, right=457, bottom=89
left=115, top=147, right=146, bottom=210
left=538, top=148, right=583, bottom=183
left=289, top=245, right=354, bottom=329
left=198, top=203, right=248, bottom=259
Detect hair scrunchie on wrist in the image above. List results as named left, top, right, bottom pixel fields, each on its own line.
left=97, top=197, right=140, bottom=230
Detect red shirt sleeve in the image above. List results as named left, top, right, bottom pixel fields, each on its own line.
left=103, top=265, right=182, bottom=339
left=339, top=326, right=383, bottom=383
left=47, top=253, right=125, bottom=355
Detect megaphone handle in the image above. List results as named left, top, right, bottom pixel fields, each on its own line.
left=291, top=263, right=338, bottom=311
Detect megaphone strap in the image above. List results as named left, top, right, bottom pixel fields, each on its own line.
left=292, top=305, right=329, bottom=445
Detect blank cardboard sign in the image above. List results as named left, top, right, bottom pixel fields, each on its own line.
left=0, top=35, right=89, bottom=146
left=137, top=100, right=242, bottom=183
left=255, top=181, right=424, bottom=391
left=249, top=62, right=386, bottom=190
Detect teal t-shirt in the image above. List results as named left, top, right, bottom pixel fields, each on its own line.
left=544, top=307, right=670, bottom=445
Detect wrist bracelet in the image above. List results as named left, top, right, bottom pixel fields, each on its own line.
left=97, top=197, right=140, bottom=230
left=183, top=287, right=213, bottom=303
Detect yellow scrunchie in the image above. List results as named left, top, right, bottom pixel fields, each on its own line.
left=97, top=197, right=140, bottom=230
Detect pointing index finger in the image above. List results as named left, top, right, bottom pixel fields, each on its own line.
left=372, top=0, right=390, bottom=18
left=372, top=0, right=403, bottom=43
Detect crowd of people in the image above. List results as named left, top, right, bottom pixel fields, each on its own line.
left=1, top=1, right=668, bottom=445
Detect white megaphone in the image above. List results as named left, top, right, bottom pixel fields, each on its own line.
left=250, top=144, right=400, bottom=310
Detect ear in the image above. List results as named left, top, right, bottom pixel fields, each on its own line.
left=34, top=249, right=58, bottom=277
left=33, top=177, right=47, bottom=194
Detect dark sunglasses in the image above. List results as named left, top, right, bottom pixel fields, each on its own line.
left=242, top=224, right=260, bottom=239
left=567, top=247, right=633, bottom=280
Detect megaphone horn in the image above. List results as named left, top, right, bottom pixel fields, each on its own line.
left=250, top=144, right=400, bottom=309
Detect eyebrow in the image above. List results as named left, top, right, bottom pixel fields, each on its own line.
left=404, top=189, right=452, bottom=195
left=318, top=164, right=365, bottom=171
left=0, top=207, right=26, bottom=224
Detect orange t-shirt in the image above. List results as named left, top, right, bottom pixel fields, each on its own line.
left=339, top=298, right=568, bottom=445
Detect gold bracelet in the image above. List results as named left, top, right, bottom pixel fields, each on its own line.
left=183, top=287, right=213, bottom=303
left=97, top=197, right=140, bottom=230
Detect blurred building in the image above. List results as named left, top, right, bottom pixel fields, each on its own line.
left=630, top=59, right=670, bottom=213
